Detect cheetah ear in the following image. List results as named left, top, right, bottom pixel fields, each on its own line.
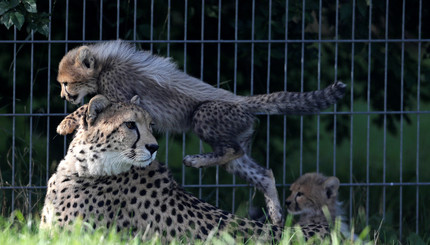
left=76, top=46, right=96, bottom=70
left=130, top=95, right=141, bottom=105
left=323, top=177, right=340, bottom=199
left=86, top=95, right=111, bottom=125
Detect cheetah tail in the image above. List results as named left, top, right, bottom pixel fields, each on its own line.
left=244, top=81, right=346, bottom=115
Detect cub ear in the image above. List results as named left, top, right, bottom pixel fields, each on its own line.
left=130, top=95, right=141, bottom=105
left=323, top=176, right=340, bottom=199
left=86, top=95, right=111, bottom=125
left=57, top=104, right=89, bottom=135
left=76, top=46, right=96, bottom=70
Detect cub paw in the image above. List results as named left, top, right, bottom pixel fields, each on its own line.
left=56, top=119, right=78, bottom=135
left=183, top=155, right=204, bottom=168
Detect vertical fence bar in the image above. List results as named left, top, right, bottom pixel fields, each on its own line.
left=165, top=0, right=171, bottom=167
left=28, top=30, right=34, bottom=214
left=64, top=0, right=69, bottom=156
left=382, top=0, right=389, bottom=220
left=167, top=0, right=171, bottom=56
left=99, top=0, right=103, bottom=40
left=249, top=0, right=256, bottom=209
left=80, top=0, right=87, bottom=105
left=182, top=0, right=188, bottom=188
left=349, top=0, right=356, bottom=223
left=366, top=0, right=372, bottom=227
left=46, top=0, right=52, bottom=184
left=215, top=0, right=222, bottom=207
left=333, top=0, right=339, bottom=176
left=116, top=0, right=120, bottom=39
left=415, top=0, right=422, bottom=235
left=250, top=0, right=255, bottom=96
left=83, top=0, right=86, bottom=40
left=299, top=0, right=305, bottom=176
left=282, top=0, right=289, bottom=203
left=266, top=0, right=272, bottom=171
left=233, top=0, right=238, bottom=95
left=133, top=0, right=137, bottom=41
left=232, top=0, right=238, bottom=213
left=316, top=0, right=322, bottom=172
left=11, top=26, right=17, bottom=212
left=399, top=0, right=405, bottom=239
left=150, top=0, right=154, bottom=52
left=198, top=0, right=205, bottom=199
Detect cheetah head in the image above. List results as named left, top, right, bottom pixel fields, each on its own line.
left=60, top=95, right=158, bottom=176
left=285, top=173, right=339, bottom=217
left=57, top=45, right=101, bottom=104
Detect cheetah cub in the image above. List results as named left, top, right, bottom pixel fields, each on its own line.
left=56, top=40, right=346, bottom=226
left=285, top=173, right=352, bottom=239
left=42, top=95, right=285, bottom=243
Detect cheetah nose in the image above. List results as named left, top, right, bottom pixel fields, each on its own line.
left=61, top=95, right=66, bottom=100
left=285, top=200, right=291, bottom=207
left=145, top=144, right=159, bottom=155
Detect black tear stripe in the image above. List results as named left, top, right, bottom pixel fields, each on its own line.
left=131, top=126, right=140, bottom=149
left=82, top=113, right=88, bottom=130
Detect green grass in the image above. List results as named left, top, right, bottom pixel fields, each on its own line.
left=0, top=211, right=375, bottom=245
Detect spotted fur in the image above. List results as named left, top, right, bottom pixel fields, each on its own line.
left=57, top=40, right=346, bottom=226
left=41, top=96, right=284, bottom=243
left=285, top=173, right=349, bottom=239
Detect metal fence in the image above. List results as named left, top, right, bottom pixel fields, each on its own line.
left=0, top=0, right=429, bottom=241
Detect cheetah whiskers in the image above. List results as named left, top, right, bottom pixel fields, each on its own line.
left=97, top=151, right=132, bottom=175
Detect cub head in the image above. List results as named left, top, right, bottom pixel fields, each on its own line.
left=285, top=173, right=340, bottom=217
left=61, top=95, right=158, bottom=176
left=58, top=45, right=101, bottom=104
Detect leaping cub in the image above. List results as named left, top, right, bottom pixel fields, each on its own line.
left=56, top=40, right=346, bottom=226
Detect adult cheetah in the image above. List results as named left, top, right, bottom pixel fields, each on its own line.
left=41, top=95, right=283, bottom=243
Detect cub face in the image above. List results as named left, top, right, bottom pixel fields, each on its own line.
left=57, top=46, right=100, bottom=104
left=285, top=173, right=339, bottom=216
left=62, top=95, right=159, bottom=176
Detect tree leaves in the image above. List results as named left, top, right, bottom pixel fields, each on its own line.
left=0, top=11, right=24, bottom=29
left=23, top=0, right=37, bottom=13
left=0, top=0, right=19, bottom=16
left=0, top=0, right=49, bottom=36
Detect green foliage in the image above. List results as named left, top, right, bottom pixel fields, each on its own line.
left=0, top=0, right=49, bottom=36
left=0, top=212, right=373, bottom=245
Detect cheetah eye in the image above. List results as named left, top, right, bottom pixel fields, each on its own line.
left=150, top=122, right=155, bottom=128
left=62, top=82, right=68, bottom=86
left=296, top=192, right=303, bottom=197
left=125, top=122, right=137, bottom=129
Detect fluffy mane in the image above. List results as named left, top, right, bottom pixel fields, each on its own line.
left=90, top=40, right=241, bottom=103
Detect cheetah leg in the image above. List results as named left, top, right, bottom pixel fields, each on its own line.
left=185, top=101, right=283, bottom=226
left=184, top=101, right=253, bottom=168
left=183, top=145, right=244, bottom=168
left=224, top=155, right=283, bottom=227
left=56, top=104, right=88, bottom=135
